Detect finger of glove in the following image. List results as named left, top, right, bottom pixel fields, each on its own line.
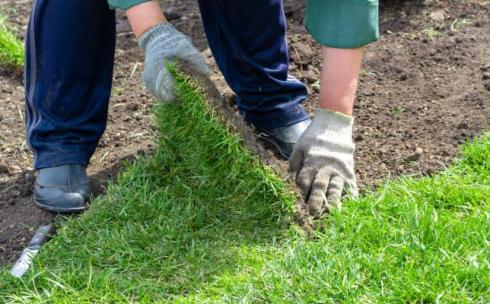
left=143, top=66, right=176, bottom=102
left=178, top=49, right=211, bottom=75
left=296, top=165, right=316, bottom=197
left=155, top=70, right=176, bottom=102
left=307, top=171, right=332, bottom=218
left=326, top=175, right=344, bottom=211
left=289, top=149, right=304, bottom=174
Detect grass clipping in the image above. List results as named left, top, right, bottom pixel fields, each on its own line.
left=0, top=68, right=489, bottom=303
left=0, top=18, right=24, bottom=71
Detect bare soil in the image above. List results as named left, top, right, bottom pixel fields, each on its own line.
left=1, top=0, right=489, bottom=265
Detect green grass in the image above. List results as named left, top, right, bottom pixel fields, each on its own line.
left=0, top=70, right=488, bottom=303
left=0, top=17, right=24, bottom=70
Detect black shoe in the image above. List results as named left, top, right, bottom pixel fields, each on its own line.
left=33, top=165, right=91, bottom=213
left=256, top=119, right=311, bottom=159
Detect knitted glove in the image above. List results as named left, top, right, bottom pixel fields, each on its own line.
left=139, top=22, right=210, bottom=102
left=289, top=108, right=358, bottom=217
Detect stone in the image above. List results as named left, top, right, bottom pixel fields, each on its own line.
left=429, top=11, right=445, bottom=22
left=0, top=163, right=9, bottom=174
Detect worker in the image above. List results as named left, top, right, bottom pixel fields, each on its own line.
left=26, top=0, right=379, bottom=217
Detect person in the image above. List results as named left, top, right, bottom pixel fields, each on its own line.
left=26, top=0, right=379, bottom=217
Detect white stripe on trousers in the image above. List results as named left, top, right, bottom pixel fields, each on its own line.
left=25, top=0, right=41, bottom=160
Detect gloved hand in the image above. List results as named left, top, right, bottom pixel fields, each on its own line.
left=139, top=22, right=210, bottom=102
left=289, top=108, right=358, bottom=217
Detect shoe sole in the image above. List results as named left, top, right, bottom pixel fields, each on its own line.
left=256, top=132, right=290, bottom=159
left=32, top=197, right=87, bottom=214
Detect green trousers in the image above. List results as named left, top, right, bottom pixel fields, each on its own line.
left=109, top=0, right=379, bottom=49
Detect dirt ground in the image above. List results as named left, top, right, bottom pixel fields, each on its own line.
left=0, top=0, right=489, bottom=265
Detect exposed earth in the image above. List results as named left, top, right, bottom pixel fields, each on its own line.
left=0, top=0, right=489, bottom=265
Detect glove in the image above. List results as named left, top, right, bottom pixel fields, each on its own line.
left=139, top=22, right=210, bottom=102
left=289, top=108, right=358, bottom=217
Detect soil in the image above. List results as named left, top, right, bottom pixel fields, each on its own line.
left=1, top=0, right=489, bottom=265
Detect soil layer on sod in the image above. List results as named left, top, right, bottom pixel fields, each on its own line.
left=0, top=68, right=489, bottom=302
left=1, top=0, right=490, bottom=269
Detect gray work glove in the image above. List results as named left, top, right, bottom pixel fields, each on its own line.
left=139, top=22, right=210, bottom=102
left=289, top=108, right=358, bottom=217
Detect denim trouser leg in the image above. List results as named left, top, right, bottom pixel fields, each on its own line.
left=197, top=0, right=309, bottom=129
left=25, top=0, right=116, bottom=169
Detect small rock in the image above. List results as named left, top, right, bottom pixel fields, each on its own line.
left=312, top=83, right=320, bottom=93
left=9, top=165, right=21, bottom=174
left=429, top=11, right=445, bottom=22
left=359, top=89, right=375, bottom=97
left=164, top=7, right=181, bottom=21
left=485, top=82, right=490, bottom=91
left=0, top=163, right=9, bottom=174
left=480, top=64, right=490, bottom=71
left=457, top=121, right=469, bottom=129
left=482, top=72, right=490, bottom=80
left=354, top=134, right=364, bottom=142
left=293, top=43, right=315, bottom=64
left=406, top=154, right=419, bottom=162
left=407, top=148, right=423, bottom=161
left=304, top=70, right=317, bottom=84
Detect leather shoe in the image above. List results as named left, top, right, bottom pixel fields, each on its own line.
left=256, top=119, right=311, bottom=159
left=33, top=165, right=91, bottom=213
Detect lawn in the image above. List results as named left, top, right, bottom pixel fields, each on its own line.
left=0, top=17, right=23, bottom=71
left=0, top=71, right=488, bottom=303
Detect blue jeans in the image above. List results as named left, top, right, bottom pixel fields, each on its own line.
left=25, top=0, right=309, bottom=169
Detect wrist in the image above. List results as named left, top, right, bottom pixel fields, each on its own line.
left=316, top=108, right=353, bottom=123
left=138, top=22, right=175, bottom=51
left=127, top=1, right=167, bottom=39
left=312, top=108, right=354, bottom=138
